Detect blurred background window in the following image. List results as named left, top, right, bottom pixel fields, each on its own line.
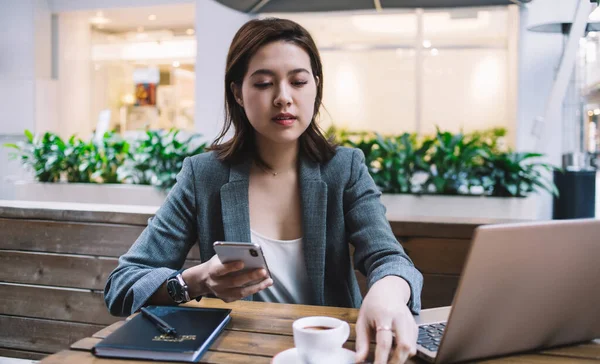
left=56, top=4, right=196, bottom=137
left=268, top=7, right=514, bottom=140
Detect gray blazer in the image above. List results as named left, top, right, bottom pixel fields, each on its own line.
left=104, top=147, right=423, bottom=316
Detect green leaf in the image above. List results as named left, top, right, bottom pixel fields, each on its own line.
left=3, top=143, right=19, bottom=149
left=24, top=129, right=33, bottom=142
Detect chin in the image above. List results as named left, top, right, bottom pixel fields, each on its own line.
left=269, top=135, right=302, bottom=145
left=262, top=131, right=303, bottom=145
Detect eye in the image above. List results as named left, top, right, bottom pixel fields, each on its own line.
left=292, top=80, right=308, bottom=87
left=254, top=82, right=272, bottom=89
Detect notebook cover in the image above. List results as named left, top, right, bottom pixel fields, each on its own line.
left=93, top=305, right=231, bottom=362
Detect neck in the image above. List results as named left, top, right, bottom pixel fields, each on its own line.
left=254, top=137, right=299, bottom=174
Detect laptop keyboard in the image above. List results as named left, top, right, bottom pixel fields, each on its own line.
left=418, top=322, right=446, bottom=352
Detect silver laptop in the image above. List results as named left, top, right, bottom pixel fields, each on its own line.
left=415, top=218, right=600, bottom=363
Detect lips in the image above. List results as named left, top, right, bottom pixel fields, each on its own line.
left=272, top=113, right=296, bottom=126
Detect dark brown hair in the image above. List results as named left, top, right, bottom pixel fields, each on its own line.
left=209, top=17, right=336, bottom=168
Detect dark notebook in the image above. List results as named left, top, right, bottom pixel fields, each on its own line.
left=93, top=306, right=232, bottom=362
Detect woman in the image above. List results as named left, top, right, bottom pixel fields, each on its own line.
left=104, top=18, right=423, bottom=364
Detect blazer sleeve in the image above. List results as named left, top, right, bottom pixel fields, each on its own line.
left=104, top=157, right=198, bottom=316
left=344, top=148, right=423, bottom=313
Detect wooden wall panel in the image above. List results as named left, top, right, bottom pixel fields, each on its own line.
left=0, top=251, right=201, bottom=290
left=401, top=238, right=471, bottom=275
left=421, top=274, right=461, bottom=309
left=0, top=284, right=118, bottom=326
left=0, top=218, right=200, bottom=259
left=0, top=251, right=118, bottom=290
left=0, top=315, right=103, bottom=354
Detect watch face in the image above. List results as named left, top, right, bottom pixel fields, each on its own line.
left=167, top=278, right=183, bottom=303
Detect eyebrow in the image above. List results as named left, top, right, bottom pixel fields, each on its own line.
left=249, top=68, right=311, bottom=77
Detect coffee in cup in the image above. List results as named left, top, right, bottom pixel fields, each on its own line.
left=292, top=316, right=350, bottom=364
left=303, top=326, right=333, bottom=331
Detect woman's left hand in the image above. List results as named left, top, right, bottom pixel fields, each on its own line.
left=355, top=276, right=418, bottom=364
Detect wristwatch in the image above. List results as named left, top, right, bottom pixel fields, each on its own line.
left=166, top=270, right=191, bottom=304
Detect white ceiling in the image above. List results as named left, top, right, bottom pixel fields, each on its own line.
left=85, top=3, right=195, bottom=33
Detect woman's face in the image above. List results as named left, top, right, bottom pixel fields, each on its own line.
left=234, top=40, right=318, bottom=147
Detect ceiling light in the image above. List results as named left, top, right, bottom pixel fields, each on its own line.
left=186, top=28, right=195, bottom=35
left=122, top=94, right=135, bottom=105
left=431, top=48, right=439, bottom=56
left=172, top=61, right=180, bottom=67
left=423, top=40, right=432, bottom=48
left=148, top=14, right=157, bottom=21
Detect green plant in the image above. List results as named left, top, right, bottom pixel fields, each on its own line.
left=478, top=152, right=559, bottom=197
left=6, top=126, right=557, bottom=198
left=4, top=129, right=202, bottom=190
left=329, top=125, right=557, bottom=198
left=5, top=130, right=66, bottom=182
left=63, top=135, right=94, bottom=183
left=118, top=129, right=206, bottom=191
left=92, top=131, right=131, bottom=183
left=465, top=127, right=507, bottom=154
left=424, top=129, right=487, bottom=195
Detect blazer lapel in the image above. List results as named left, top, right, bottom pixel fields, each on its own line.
left=220, top=160, right=252, bottom=244
left=299, top=155, right=328, bottom=306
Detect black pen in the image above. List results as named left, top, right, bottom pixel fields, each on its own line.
left=140, top=307, right=178, bottom=336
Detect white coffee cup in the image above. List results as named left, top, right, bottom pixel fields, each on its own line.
left=292, top=316, right=350, bottom=364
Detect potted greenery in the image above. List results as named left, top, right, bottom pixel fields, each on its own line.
left=5, top=129, right=206, bottom=206
left=330, top=127, right=559, bottom=220
left=6, top=126, right=558, bottom=219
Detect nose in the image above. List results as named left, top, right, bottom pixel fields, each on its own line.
left=273, top=83, right=292, bottom=107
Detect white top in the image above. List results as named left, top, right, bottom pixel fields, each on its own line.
left=251, top=229, right=312, bottom=305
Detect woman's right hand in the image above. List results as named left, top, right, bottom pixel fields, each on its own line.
left=182, top=254, right=273, bottom=303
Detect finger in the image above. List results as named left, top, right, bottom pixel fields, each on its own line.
left=374, top=325, right=394, bottom=364
left=354, top=316, right=371, bottom=362
left=222, top=277, right=273, bottom=301
left=389, top=322, right=405, bottom=364
left=212, top=260, right=244, bottom=277
left=226, top=268, right=268, bottom=288
left=390, top=318, right=417, bottom=364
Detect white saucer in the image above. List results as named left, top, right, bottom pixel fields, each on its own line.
left=272, top=347, right=356, bottom=364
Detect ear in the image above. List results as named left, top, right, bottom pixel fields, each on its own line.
left=314, top=76, right=320, bottom=87
left=230, top=82, right=244, bottom=107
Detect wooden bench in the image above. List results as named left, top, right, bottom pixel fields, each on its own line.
left=0, top=200, right=516, bottom=360
left=0, top=201, right=199, bottom=360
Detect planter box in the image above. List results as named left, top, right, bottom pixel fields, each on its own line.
left=13, top=181, right=166, bottom=207
left=380, top=193, right=541, bottom=220
left=12, top=182, right=542, bottom=220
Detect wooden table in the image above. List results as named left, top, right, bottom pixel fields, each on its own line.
left=39, top=298, right=600, bottom=364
